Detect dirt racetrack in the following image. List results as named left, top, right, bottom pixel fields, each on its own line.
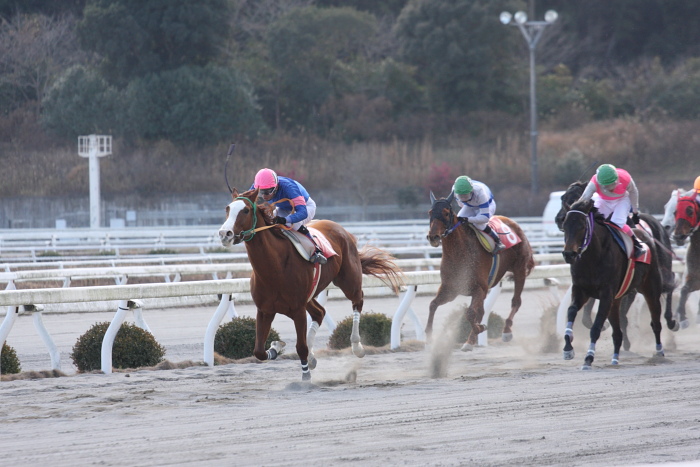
left=2, top=289, right=700, bottom=466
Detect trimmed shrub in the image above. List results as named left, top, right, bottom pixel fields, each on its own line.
left=214, top=316, right=280, bottom=360
left=70, top=322, right=165, bottom=372
left=328, top=312, right=393, bottom=349
left=455, top=308, right=506, bottom=343
left=1, top=343, right=21, bottom=374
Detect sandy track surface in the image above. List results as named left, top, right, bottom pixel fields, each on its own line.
left=2, top=290, right=700, bottom=466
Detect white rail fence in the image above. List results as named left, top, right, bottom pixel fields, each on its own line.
left=0, top=262, right=593, bottom=374
left=0, top=251, right=690, bottom=373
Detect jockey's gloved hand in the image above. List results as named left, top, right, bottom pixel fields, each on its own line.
left=631, top=212, right=640, bottom=225
left=273, top=216, right=287, bottom=225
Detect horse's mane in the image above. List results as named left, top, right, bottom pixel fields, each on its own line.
left=569, top=198, right=606, bottom=223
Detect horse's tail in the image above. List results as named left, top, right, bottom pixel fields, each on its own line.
left=358, top=246, right=405, bottom=294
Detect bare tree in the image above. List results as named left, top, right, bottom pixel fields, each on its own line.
left=0, top=13, right=85, bottom=114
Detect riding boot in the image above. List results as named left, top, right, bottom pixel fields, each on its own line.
left=632, top=234, right=644, bottom=258
left=483, top=225, right=505, bottom=253
left=297, top=225, right=327, bottom=264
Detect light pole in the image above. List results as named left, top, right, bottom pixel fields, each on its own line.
left=500, top=9, right=558, bottom=195
left=78, top=135, right=112, bottom=229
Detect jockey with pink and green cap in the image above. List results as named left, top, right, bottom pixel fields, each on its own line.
left=577, top=163, right=643, bottom=257
left=251, top=168, right=326, bottom=264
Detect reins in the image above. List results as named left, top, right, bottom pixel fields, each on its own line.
left=234, top=197, right=295, bottom=242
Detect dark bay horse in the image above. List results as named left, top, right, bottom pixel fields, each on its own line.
left=672, top=195, right=700, bottom=326
left=561, top=199, right=676, bottom=369
left=426, top=192, right=535, bottom=350
left=555, top=181, right=679, bottom=345
left=218, top=188, right=404, bottom=380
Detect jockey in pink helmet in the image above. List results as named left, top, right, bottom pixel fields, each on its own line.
left=251, top=168, right=326, bottom=264
left=577, top=164, right=643, bottom=257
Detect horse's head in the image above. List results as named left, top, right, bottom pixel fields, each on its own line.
left=427, top=191, right=455, bottom=247
left=561, top=198, right=594, bottom=264
left=218, top=188, right=263, bottom=247
left=661, top=188, right=682, bottom=234
left=672, top=195, right=699, bottom=246
left=555, top=181, right=586, bottom=231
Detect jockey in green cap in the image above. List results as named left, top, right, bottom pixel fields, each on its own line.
left=577, top=163, right=643, bottom=257
left=453, top=175, right=504, bottom=253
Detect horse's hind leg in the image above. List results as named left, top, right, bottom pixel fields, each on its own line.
left=293, top=312, right=312, bottom=381
left=618, top=292, right=635, bottom=351
left=254, top=310, right=285, bottom=362
left=642, top=288, right=666, bottom=358
left=305, top=298, right=326, bottom=370
left=581, top=296, right=614, bottom=370
left=334, top=269, right=366, bottom=358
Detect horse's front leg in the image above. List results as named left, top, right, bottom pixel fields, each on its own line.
left=463, top=288, right=487, bottom=351
left=293, top=312, right=312, bottom=381
left=563, top=286, right=589, bottom=360
left=254, top=310, right=285, bottom=362
left=426, top=285, right=458, bottom=343
left=582, top=294, right=614, bottom=370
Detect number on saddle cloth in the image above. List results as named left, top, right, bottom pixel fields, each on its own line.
left=470, top=218, right=521, bottom=252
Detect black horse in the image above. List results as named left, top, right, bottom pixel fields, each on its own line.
left=561, top=199, right=676, bottom=369
left=555, top=181, right=679, bottom=348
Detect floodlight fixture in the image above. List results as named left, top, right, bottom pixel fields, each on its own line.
left=499, top=11, right=512, bottom=25
left=514, top=11, right=527, bottom=24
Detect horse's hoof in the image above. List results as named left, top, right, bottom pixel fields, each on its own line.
left=308, top=354, right=317, bottom=370
left=680, top=320, right=690, bottom=330
left=352, top=342, right=366, bottom=358
left=501, top=332, right=513, bottom=343
left=581, top=364, right=592, bottom=371
left=302, top=371, right=311, bottom=381
left=461, top=343, right=473, bottom=352
left=271, top=341, right=286, bottom=353
left=655, top=350, right=665, bottom=357
left=563, top=350, right=575, bottom=360
left=611, top=358, right=619, bottom=365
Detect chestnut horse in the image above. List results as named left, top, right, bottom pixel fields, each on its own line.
left=555, top=181, right=679, bottom=344
left=218, top=188, right=404, bottom=381
left=672, top=195, right=700, bottom=326
left=561, top=199, right=676, bottom=369
left=426, top=192, right=535, bottom=350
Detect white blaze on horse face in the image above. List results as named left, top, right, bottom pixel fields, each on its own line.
left=218, top=199, right=247, bottom=245
left=661, top=189, right=680, bottom=232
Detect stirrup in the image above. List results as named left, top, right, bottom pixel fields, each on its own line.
left=492, top=242, right=505, bottom=253
left=310, top=250, right=327, bottom=264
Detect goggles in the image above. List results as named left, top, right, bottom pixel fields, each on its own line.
left=260, top=186, right=276, bottom=197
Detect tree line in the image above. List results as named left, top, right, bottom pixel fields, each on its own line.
left=2, top=0, right=700, bottom=147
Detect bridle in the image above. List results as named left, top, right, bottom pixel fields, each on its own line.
left=233, top=196, right=295, bottom=243
left=430, top=200, right=460, bottom=238
left=564, top=209, right=594, bottom=260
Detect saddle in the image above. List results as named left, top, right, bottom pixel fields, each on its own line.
left=469, top=217, right=521, bottom=253
left=603, top=222, right=651, bottom=264
left=281, top=226, right=337, bottom=263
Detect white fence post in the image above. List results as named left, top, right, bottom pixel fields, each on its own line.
left=391, top=285, right=418, bottom=349
left=101, top=300, right=130, bottom=374
left=203, top=294, right=232, bottom=366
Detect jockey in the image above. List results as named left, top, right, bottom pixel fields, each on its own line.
left=251, top=168, right=327, bottom=264
left=577, top=163, right=643, bottom=258
left=453, top=175, right=504, bottom=253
